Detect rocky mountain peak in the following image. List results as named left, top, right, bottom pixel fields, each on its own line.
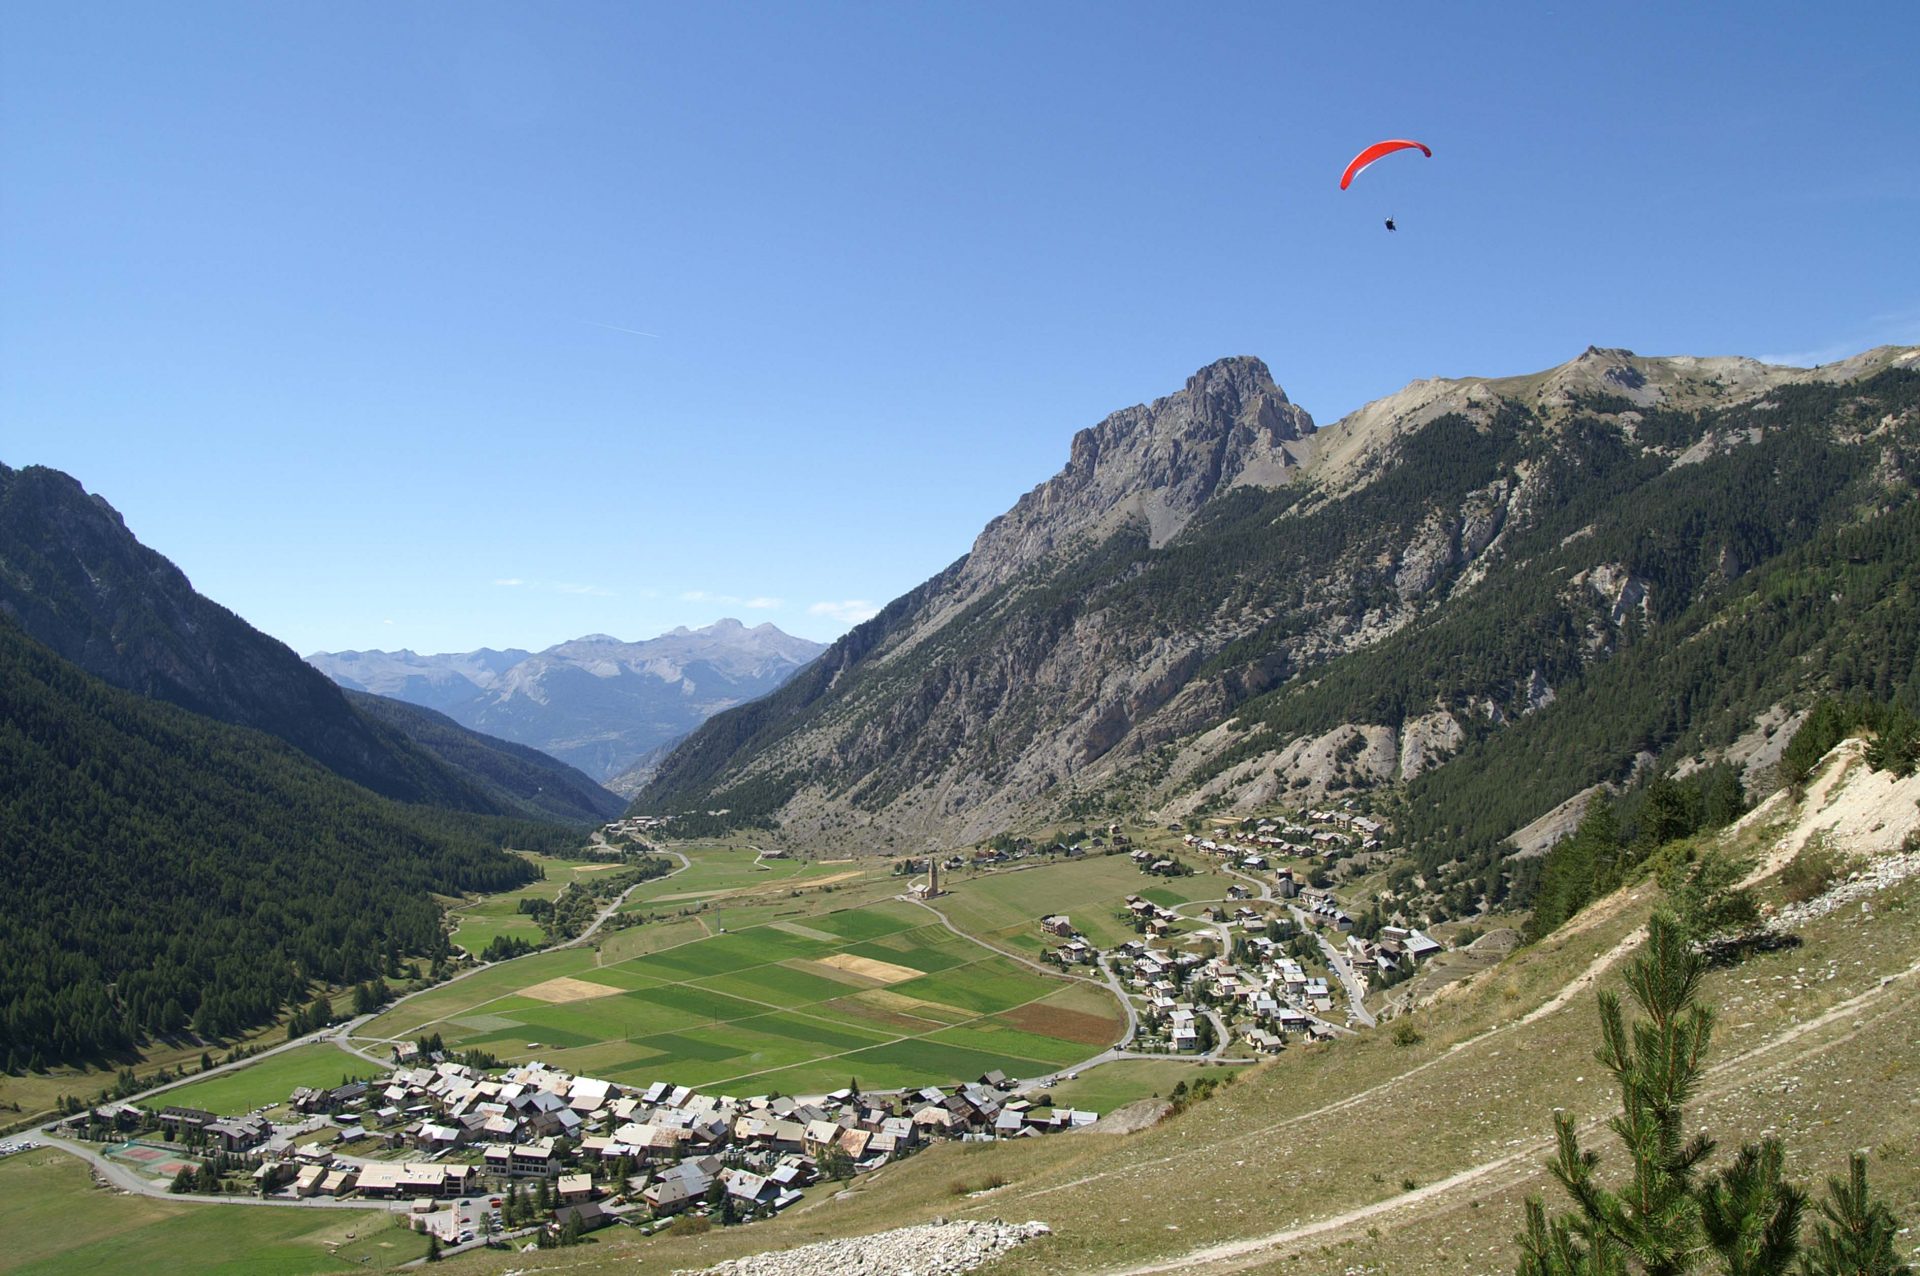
left=953, top=356, right=1316, bottom=599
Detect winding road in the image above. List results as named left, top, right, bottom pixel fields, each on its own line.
left=33, top=847, right=695, bottom=1204
left=1285, top=902, right=1378, bottom=1028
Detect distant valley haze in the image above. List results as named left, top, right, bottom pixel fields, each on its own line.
left=308, top=619, right=826, bottom=789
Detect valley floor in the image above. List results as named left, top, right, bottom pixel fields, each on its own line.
left=14, top=762, right=1917, bottom=1275
left=432, top=790, right=1918, bottom=1276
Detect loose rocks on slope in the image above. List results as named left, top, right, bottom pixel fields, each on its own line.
left=675, top=1219, right=1051, bottom=1276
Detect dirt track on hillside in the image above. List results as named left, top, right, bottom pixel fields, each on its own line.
left=1093, top=949, right=1920, bottom=1274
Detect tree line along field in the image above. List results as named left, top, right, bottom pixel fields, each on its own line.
left=357, top=888, right=1126, bottom=1097
left=446, top=851, right=645, bottom=956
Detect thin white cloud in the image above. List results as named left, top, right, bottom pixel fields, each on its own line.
left=1755, top=342, right=1856, bottom=369
left=496, top=578, right=615, bottom=597
left=1759, top=304, right=1920, bottom=368
left=581, top=319, right=661, bottom=339
left=809, top=599, right=880, bottom=625
left=682, top=589, right=783, bottom=609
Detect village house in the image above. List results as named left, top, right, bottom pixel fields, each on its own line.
left=552, top=1201, right=614, bottom=1236
left=208, top=1115, right=274, bottom=1152
left=507, top=1137, right=560, bottom=1176
left=352, top=1162, right=479, bottom=1199
left=157, top=1106, right=217, bottom=1139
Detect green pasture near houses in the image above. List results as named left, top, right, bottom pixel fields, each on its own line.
left=935, top=852, right=1234, bottom=952
left=1038, top=1058, right=1235, bottom=1113
left=154, top=1043, right=387, bottom=1117
left=0, top=1147, right=427, bottom=1274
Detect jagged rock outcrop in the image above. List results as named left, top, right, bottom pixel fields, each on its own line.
left=957, top=357, right=1314, bottom=588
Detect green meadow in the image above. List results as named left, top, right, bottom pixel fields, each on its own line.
left=358, top=881, right=1125, bottom=1095
left=0, top=1147, right=426, bottom=1274
left=448, top=851, right=637, bottom=956
left=934, top=852, right=1234, bottom=953
left=154, top=1044, right=387, bottom=1117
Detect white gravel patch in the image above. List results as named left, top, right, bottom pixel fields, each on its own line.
left=675, top=1219, right=1051, bottom=1276
left=1769, top=849, right=1920, bottom=930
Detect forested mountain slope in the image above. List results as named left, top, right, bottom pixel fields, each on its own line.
left=0, top=617, right=547, bottom=1068
left=0, top=463, right=511, bottom=811
left=637, top=347, right=1920, bottom=870
left=344, top=690, right=625, bottom=822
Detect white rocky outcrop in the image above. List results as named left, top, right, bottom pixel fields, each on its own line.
left=675, top=1218, right=1052, bottom=1276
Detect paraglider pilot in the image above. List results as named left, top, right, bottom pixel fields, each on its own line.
left=1384, top=218, right=1396, bottom=232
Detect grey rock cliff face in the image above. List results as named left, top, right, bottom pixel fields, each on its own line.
left=639, top=344, right=1920, bottom=848
left=956, top=357, right=1315, bottom=598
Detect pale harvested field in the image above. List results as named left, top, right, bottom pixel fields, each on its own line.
left=816, top=952, right=922, bottom=984
left=519, top=975, right=626, bottom=1004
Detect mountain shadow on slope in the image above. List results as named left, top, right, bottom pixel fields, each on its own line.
left=345, top=689, right=625, bottom=822
left=0, top=616, right=548, bottom=1069
left=0, top=463, right=514, bottom=811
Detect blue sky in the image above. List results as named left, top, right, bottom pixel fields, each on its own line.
left=4, top=2, right=1915, bottom=655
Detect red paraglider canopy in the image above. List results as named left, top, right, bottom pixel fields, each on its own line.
left=1339, top=139, right=1431, bottom=190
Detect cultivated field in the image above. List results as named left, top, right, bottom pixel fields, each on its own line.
left=358, top=889, right=1126, bottom=1096
left=448, top=851, right=635, bottom=956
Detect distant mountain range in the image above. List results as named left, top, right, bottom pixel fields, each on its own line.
left=635, top=345, right=1920, bottom=889
left=0, top=462, right=622, bottom=823
left=308, top=622, right=826, bottom=791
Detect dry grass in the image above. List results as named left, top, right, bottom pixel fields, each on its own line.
left=518, top=976, right=627, bottom=1004
left=814, top=953, right=923, bottom=985
left=1004, top=1002, right=1122, bottom=1047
